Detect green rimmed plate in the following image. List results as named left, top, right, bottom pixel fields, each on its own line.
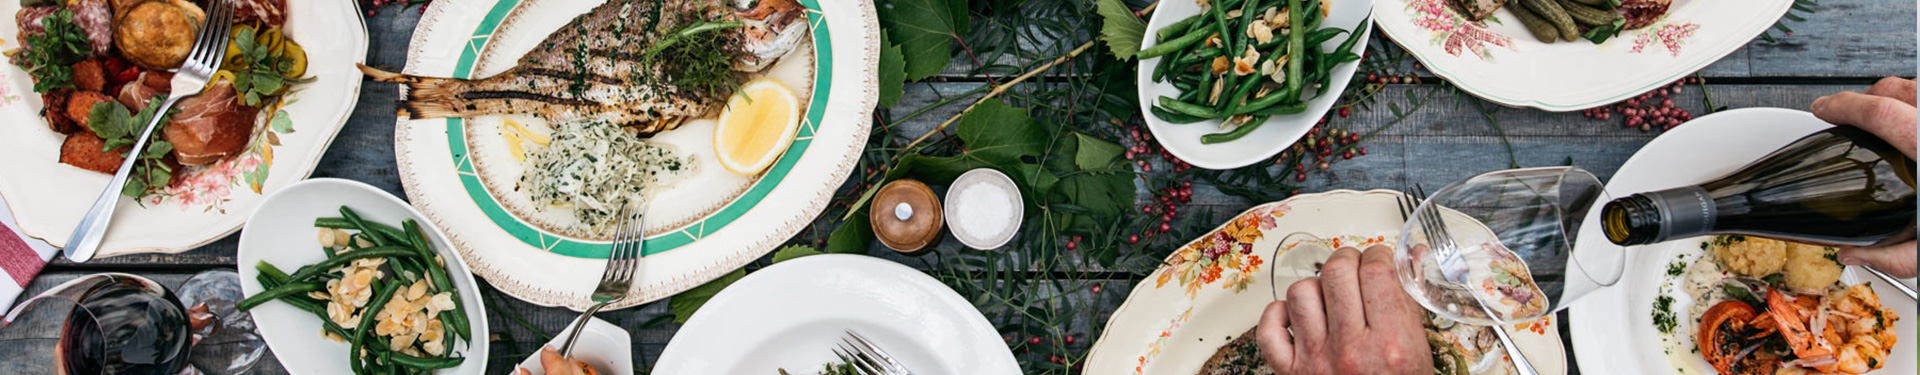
left=393, top=0, right=879, bottom=310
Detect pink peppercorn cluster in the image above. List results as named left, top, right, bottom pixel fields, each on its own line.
left=1275, top=120, right=1367, bottom=181
left=1124, top=126, right=1193, bottom=173
left=1135, top=180, right=1194, bottom=243
left=1582, top=78, right=1699, bottom=132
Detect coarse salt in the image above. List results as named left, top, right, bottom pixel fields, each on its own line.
left=950, top=182, right=1015, bottom=244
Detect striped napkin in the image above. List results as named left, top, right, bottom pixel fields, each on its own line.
left=0, top=197, right=58, bottom=310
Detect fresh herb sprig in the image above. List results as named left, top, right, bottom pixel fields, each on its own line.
left=641, top=21, right=745, bottom=100
left=86, top=97, right=177, bottom=197
left=229, top=27, right=308, bottom=106
left=17, top=9, right=91, bottom=93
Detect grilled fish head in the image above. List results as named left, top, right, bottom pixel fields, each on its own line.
left=732, top=0, right=807, bottom=72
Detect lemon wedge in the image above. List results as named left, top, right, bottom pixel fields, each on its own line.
left=714, top=77, right=801, bottom=175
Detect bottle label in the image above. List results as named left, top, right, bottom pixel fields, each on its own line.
left=1648, top=186, right=1717, bottom=241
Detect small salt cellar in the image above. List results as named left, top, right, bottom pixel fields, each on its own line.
left=944, top=168, right=1023, bottom=250
left=871, top=179, right=942, bottom=253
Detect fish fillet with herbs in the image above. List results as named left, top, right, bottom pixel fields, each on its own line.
left=358, top=0, right=807, bottom=133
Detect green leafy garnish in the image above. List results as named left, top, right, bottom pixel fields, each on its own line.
left=229, top=27, right=304, bottom=106
left=17, top=9, right=91, bottom=93
left=1582, top=18, right=1627, bottom=44
left=1094, top=0, right=1145, bottom=59
left=639, top=21, right=745, bottom=101
left=86, top=97, right=177, bottom=198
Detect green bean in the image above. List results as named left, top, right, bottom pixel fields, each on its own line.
left=1157, top=14, right=1204, bottom=41
left=1201, top=115, right=1273, bottom=144
left=1151, top=105, right=1210, bottom=123
left=1228, top=88, right=1298, bottom=116
left=1302, top=0, right=1323, bottom=31
left=1137, top=28, right=1212, bottom=59
left=238, top=281, right=325, bottom=311
left=404, top=220, right=470, bottom=342
left=317, top=217, right=407, bottom=245
left=1306, top=28, right=1346, bottom=47
left=388, top=352, right=464, bottom=370
left=258, top=261, right=291, bottom=283
left=1283, top=0, right=1306, bottom=99
left=1213, top=73, right=1240, bottom=109
left=1160, top=96, right=1223, bottom=118
left=1176, top=47, right=1224, bottom=65
left=284, top=247, right=423, bottom=282
left=1154, top=48, right=1179, bottom=81
left=1249, top=101, right=1309, bottom=116
left=1222, top=74, right=1263, bottom=114
left=350, top=280, right=404, bottom=375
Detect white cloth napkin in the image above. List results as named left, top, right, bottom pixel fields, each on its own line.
left=0, top=197, right=60, bottom=310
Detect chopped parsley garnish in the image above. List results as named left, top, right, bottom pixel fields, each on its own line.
left=1666, top=261, right=1687, bottom=277
left=1652, top=294, right=1678, bottom=334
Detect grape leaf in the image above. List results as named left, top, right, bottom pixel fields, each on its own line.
left=1073, top=132, right=1126, bottom=171
left=883, top=0, right=964, bottom=80
left=771, top=245, right=822, bottom=264
left=669, top=268, right=746, bottom=323
left=826, top=209, right=874, bottom=254
left=1095, top=0, right=1146, bottom=59
left=877, top=33, right=907, bottom=108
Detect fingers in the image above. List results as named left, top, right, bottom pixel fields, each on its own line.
left=1865, top=77, right=1917, bottom=106
left=1357, top=244, right=1421, bottom=329
left=1812, top=90, right=1918, bottom=158
left=517, top=369, right=531, bottom=375
left=1257, top=301, right=1296, bottom=373
left=1839, top=241, right=1918, bottom=278
left=1284, top=277, right=1329, bottom=347
left=1318, top=247, right=1367, bottom=335
left=540, top=345, right=574, bottom=375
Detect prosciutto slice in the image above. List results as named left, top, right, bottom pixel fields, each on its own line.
left=162, top=79, right=257, bottom=165
left=116, top=70, right=171, bottom=111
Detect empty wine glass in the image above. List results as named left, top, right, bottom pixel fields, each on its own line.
left=1395, top=167, right=1625, bottom=325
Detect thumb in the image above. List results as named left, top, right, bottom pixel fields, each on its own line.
left=1838, top=241, right=1917, bottom=278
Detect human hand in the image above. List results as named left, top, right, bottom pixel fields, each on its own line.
left=1811, top=76, right=1918, bottom=278
left=515, top=345, right=596, bottom=375
left=1256, top=244, right=1433, bottom=375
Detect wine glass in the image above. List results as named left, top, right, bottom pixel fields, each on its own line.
left=2, top=271, right=263, bottom=375
left=1395, top=167, right=1624, bottom=326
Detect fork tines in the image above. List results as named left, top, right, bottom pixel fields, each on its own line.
left=835, top=330, right=911, bottom=375
left=186, top=0, right=235, bottom=74
left=604, top=204, right=645, bottom=288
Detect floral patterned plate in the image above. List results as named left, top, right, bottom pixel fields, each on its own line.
left=1084, top=189, right=1566, bottom=375
left=0, top=0, right=368, bottom=257
left=1374, top=0, right=1792, bottom=111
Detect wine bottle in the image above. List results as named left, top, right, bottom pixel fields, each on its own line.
left=1601, top=126, right=1918, bottom=247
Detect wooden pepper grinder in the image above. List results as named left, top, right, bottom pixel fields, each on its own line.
left=871, top=179, right=942, bottom=254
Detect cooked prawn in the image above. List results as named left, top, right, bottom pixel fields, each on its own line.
left=1764, top=284, right=1900, bottom=374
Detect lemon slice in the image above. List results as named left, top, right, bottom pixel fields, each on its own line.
left=714, top=77, right=801, bottom=175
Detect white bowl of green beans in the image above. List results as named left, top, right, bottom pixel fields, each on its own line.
left=1135, top=0, right=1374, bottom=169
left=237, top=178, right=489, bottom=375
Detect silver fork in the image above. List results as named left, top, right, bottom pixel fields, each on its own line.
left=558, top=203, right=646, bottom=356
left=62, top=0, right=235, bottom=262
left=832, top=330, right=913, bottom=375
left=1399, top=186, right=1541, bottom=375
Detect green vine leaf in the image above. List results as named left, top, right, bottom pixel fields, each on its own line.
left=771, top=245, right=823, bottom=264
left=878, top=33, right=908, bottom=108
left=669, top=268, right=746, bottom=323
left=1095, top=0, right=1145, bottom=59
left=1072, top=132, right=1126, bottom=171
left=826, top=211, right=873, bottom=254
left=881, top=0, right=966, bottom=80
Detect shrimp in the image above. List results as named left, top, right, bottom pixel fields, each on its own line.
left=1767, top=284, right=1900, bottom=374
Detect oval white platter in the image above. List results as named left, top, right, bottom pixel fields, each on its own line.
left=1567, top=108, right=1916, bottom=375
left=1085, top=189, right=1566, bottom=375
left=0, top=0, right=368, bottom=257
left=393, top=0, right=880, bottom=309
left=1136, top=0, right=1374, bottom=170
left=1373, top=0, right=1791, bottom=111
left=238, top=178, right=490, bottom=375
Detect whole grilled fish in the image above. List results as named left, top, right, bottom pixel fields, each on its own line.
left=359, top=0, right=807, bottom=133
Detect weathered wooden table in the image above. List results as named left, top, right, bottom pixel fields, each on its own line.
left=1, top=0, right=1912, bottom=373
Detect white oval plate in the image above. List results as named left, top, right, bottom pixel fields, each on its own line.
left=393, top=0, right=879, bottom=310
left=654, top=254, right=1020, bottom=375
left=0, top=0, right=368, bottom=257
left=1568, top=108, right=1916, bottom=375
left=1086, top=190, right=1565, bottom=375
left=1374, top=0, right=1791, bottom=111
left=1136, top=0, right=1374, bottom=170
left=237, top=178, right=490, bottom=375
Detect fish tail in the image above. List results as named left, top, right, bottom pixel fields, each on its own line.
left=356, top=63, right=470, bottom=120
